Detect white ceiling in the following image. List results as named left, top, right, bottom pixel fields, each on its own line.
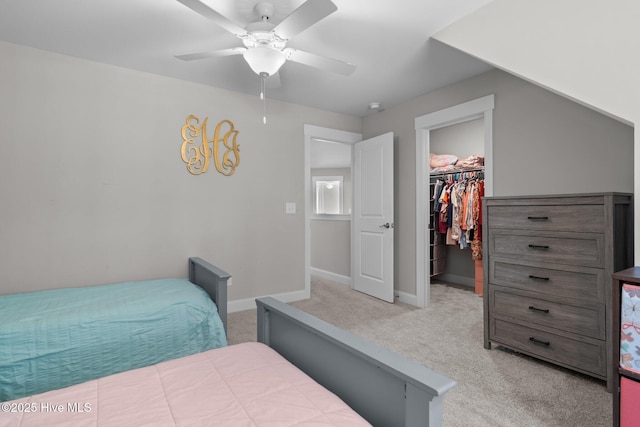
left=0, top=0, right=494, bottom=117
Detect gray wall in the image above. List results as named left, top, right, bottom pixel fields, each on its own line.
left=430, top=118, right=484, bottom=159
left=0, top=41, right=362, bottom=303
left=434, top=1, right=640, bottom=262
left=363, top=69, right=634, bottom=297
left=310, top=219, right=351, bottom=277
left=310, top=167, right=352, bottom=278
left=1, top=43, right=634, bottom=306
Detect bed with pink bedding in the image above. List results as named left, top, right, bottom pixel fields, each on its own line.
left=0, top=342, right=369, bottom=426
left=0, top=297, right=456, bottom=427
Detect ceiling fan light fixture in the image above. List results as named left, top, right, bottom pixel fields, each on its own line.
left=242, top=46, right=286, bottom=76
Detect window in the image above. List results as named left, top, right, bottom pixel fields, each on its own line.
left=313, top=176, right=343, bottom=215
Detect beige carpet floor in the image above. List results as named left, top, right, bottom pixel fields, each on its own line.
left=227, top=277, right=611, bottom=427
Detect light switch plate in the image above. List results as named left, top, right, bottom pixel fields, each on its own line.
left=286, top=202, right=296, bottom=214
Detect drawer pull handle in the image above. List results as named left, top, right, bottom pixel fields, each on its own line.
left=528, top=305, right=550, bottom=314
left=528, top=244, right=550, bottom=250
left=527, top=216, right=549, bottom=221
left=529, top=337, right=550, bottom=346
left=529, top=275, right=550, bottom=281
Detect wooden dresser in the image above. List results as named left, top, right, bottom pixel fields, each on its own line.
left=482, top=193, right=633, bottom=390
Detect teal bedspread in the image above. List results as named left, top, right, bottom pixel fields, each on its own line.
left=0, top=278, right=227, bottom=401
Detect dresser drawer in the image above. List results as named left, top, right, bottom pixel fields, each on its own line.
left=486, top=204, right=604, bottom=233
left=489, top=287, right=605, bottom=339
left=488, top=230, right=604, bottom=268
left=489, top=258, right=604, bottom=302
left=490, top=318, right=606, bottom=377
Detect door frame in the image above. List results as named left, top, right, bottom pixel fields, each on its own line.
left=414, top=95, right=495, bottom=307
left=304, top=125, right=362, bottom=298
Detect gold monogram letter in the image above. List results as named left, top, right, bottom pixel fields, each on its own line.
left=180, top=115, right=240, bottom=176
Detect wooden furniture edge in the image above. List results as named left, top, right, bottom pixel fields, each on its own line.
left=256, top=296, right=456, bottom=427
left=612, top=267, right=640, bottom=426
left=188, top=257, right=230, bottom=333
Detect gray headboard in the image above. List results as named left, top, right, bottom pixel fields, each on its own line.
left=188, top=257, right=230, bottom=332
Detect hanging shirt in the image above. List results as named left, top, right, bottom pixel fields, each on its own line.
left=432, top=179, right=444, bottom=213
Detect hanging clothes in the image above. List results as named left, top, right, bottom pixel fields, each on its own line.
left=430, top=170, right=484, bottom=260
left=471, top=179, right=484, bottom=260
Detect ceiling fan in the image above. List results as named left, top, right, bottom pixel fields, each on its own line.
left=175, top=0, right=356, bottom=79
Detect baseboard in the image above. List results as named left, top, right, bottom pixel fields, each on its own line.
left=311, top=269, right=421, bottom=307
left=228, top=288, right=310, bottom=313
left=310, top=267, right=351, bottom=286
left=228, top=273, right=418, bottom=312
left=395, top=290, right=419, bottom=306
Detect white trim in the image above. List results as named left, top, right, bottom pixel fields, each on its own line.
left=395, top=290, right=418, bottom=306
left=415, top=127, right=429, bottom=307
left=228, top=289, right=309, bottom=313
left=310, top=267, right=352, bottom=286
left=305, top=125, right=362, bottom=144
left=304, top=125, right=362, bottom=299
left=414, top=95, right=494, bottom=308
left=311, top=215, right=351, bottom=221
left=414, top=95, right=495, bottom=130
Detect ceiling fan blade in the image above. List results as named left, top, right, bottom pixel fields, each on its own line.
left=283, top=48, right=356, bottom=76
left=175, top=47, right=246, bottom=61
left=272, top=0, right=337, bottom=41
left=176, top=0, right=248, bottom=38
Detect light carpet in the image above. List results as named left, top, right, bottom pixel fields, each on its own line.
left=227, top=277, right=611, bottom=427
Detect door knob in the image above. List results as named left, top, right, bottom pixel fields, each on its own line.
left=379, top=223, right=390, bottom=229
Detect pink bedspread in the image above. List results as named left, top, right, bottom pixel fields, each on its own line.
left=0, top=342, right=371, bottom=426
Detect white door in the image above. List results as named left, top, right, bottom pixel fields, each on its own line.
left=353, top=132, right=394, bottom=302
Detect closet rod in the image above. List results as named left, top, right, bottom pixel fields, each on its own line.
left=429, top=167, right=484, bottom=179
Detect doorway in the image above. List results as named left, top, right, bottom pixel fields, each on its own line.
left=414, top=95, right=495, bottom=307
left=304, top=125, right=362, bottom=299
left=304, top=125, right=395, bottom=303
left=309, top=138, right=354, bottom=285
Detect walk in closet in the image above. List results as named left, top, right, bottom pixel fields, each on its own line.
left=428, top=118, right=485, bottom=291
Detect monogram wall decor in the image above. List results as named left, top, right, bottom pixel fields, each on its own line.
left=180, top=115, right=240, bottom=176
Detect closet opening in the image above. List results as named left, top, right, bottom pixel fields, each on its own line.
left=429, top=120, right=484, bottom=290
left=415, top=95, right=494, bottom=307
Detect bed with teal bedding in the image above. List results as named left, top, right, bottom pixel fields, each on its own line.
left=0, top=257, right=230, bottom=401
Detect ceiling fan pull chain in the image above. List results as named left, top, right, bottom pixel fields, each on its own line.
left=260, top=72, right=268, bottom=124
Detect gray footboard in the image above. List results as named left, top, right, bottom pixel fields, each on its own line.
left=256, top=297, right=456, bottom=427
left=188, top=257, right=230, bottom=333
